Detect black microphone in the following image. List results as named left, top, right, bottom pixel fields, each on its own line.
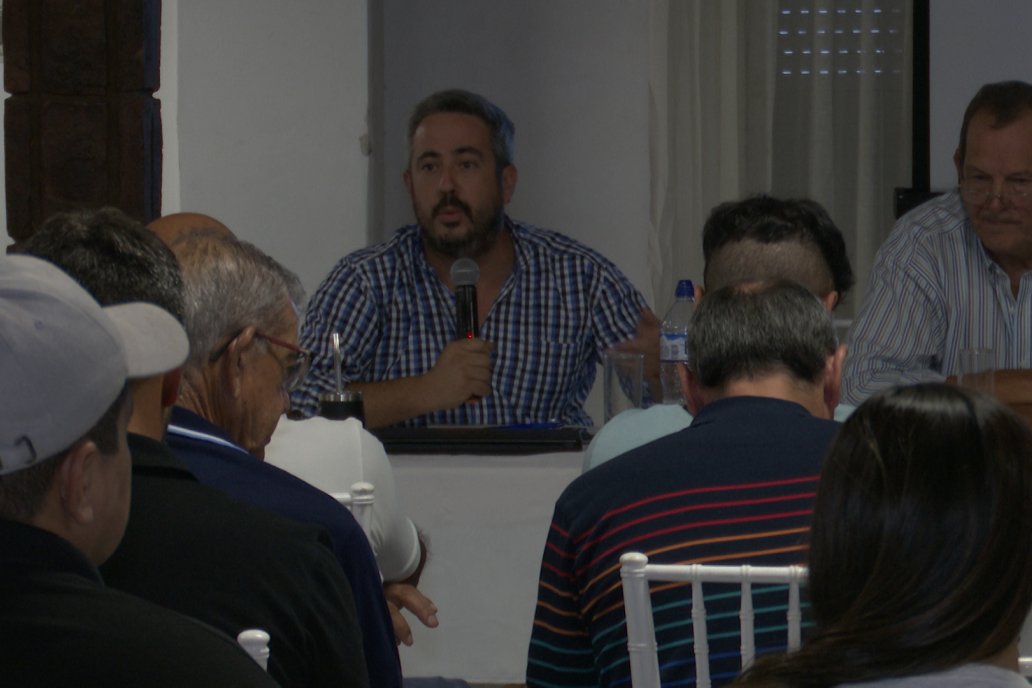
left=450, top=258, right=479, bottom=340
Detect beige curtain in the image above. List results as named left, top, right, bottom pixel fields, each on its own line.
left=648, top=0, right=912, bottom=317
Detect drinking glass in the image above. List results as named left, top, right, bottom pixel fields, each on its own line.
left=957, top=347, right=995, bottom=395
left=604, top=350, right=644, bottom=423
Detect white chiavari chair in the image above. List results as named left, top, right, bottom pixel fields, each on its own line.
left=620, top=552, right=807, bottom=688
left=236, top=629, right=271, bottom=671
left=331, top=480, right=375, bottom=542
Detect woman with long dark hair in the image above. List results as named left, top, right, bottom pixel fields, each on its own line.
left=735, top=383, right=1032, bottom=687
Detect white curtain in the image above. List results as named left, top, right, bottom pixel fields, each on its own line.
left=647, top=0, right=913, bottom=317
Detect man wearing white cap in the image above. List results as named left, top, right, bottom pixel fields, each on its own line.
left=0, top=255, right=278, bottom=686
left=21, top=208, right=371, bottom=688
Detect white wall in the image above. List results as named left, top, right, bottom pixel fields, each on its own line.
left=17, top=2, right=1032, bottom=289
left=167, top=0, right=369, bottom=298
left=929, top=0, right=1032, bottom=190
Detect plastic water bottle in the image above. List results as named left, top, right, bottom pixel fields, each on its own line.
left=659, top=279, right=695, bottom=404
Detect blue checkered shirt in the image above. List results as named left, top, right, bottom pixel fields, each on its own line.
left=293, top=218, right=647, bottom=427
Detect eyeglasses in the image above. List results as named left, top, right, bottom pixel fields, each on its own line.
left=958, top=177, right=1032, bottom=207
left=209, top=329, right=312, bottom=392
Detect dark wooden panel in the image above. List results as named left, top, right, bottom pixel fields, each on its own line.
left=3, top=0, right=162, bottom=243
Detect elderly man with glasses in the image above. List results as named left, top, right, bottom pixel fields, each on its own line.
left=844, top=80, right=1032, bottom=406
left=163, top=233, right=404, bottom=688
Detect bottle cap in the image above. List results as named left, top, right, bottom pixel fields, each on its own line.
left=675, top=279, right=694, bottom=298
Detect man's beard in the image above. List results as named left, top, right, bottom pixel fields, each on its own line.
left=418, top=191, right=504, bottom=259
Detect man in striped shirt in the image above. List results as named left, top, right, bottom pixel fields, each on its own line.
left=293, top=89, right=654, bottom=428
left=526, top=280, right=844, bottom=687
left=844, top=80, right=1032, bottom=404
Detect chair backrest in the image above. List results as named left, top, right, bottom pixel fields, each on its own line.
left=331, top=480, right=375, bottom=541
left=236, top=629, right=271, bottom=671
left=620, top=551, right=807, bottom=688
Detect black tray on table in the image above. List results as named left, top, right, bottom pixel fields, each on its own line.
left=369, top=425, right=590, bottom=455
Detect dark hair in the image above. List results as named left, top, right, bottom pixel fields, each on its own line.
left=0, top=386, right=127, bottom=522
left=702, top=195, right=854, bottom=301
left=958, top=80, right=1032, bottom=168
left=408, top=89, right=515, bottom=171
left=19, top=207, right=185, bottom=321
left=736, top=384, right=1032, bottom=687
left=688, top=280, right=836, bottom=390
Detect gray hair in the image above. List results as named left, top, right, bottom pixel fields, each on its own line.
left=171, top=234, right=305, bottom=370
left=408, top=89, right=515, bottom=171
left=688, top=280, right=836, bottom=390
left=20, top=207, right=185, bottom=323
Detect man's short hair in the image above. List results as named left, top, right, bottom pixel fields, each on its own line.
left=958, top=80, right=1032, bottom=168
left=0, top=387, right=126, bottom=522
left=19, top=207, right=184, bottom=319
left=688, top=280, right=837, bottom=390
left=701, top=195, right=855, bottom=301
left=408, top=89, right=515, bottom=171
left=171, top=234, right=305, bottom=370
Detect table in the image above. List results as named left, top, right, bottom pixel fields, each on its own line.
left=391, top=451, right=583, bottom=683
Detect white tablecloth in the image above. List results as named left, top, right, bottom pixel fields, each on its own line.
left=391, top=450, right=583, bottom=683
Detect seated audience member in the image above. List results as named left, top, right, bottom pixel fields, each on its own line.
left=526, top=280, right=846, bottom=688
left=265, top=416, right=437, bottom=646
left=584, top=194, right=855, bottom=471
left=161, top=233, right=402, bottom=688
left=149, top=211, right=439, bottom=646
left=0, top=255, right=277, bottom=687
left=735, top=383, right=1032, bottom=687
left=21, top=208, right=370, bottom=688
left=293, top=88, right=657, bottom=428
left=844, top=80, right=1032, bottom=405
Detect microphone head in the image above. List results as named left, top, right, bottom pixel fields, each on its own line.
left=450, top=258, right=480, bottom=288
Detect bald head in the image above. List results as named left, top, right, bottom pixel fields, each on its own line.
left=147, top=212, right=235, bottom=248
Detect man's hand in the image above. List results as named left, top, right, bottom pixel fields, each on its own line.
left=424, top=338, right=494, bottom=409
left=614, top=308, right=662, bottom=400
left=350, top=339, right=494, bottom=427
left=976, top=368, right=1032, bottom=427
left=384, top=582, right=439, bottom=646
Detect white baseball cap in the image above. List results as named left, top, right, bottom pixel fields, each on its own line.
left=0, top=255, right=189, bottom=475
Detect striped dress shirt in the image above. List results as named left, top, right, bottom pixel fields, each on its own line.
left=293, top=218, right=647, bottom=427
left=526, top=397, right=839, bottom=688
left=842, top=191, right=1032, bottom=405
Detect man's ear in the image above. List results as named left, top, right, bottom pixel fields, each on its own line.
left=56, top=440, right=99, bottom=527
left=218, top=327, right=259, bottom=399
left=501, top=164, right=518, bottom=205
left=403, top=168, right=414, bottom=196
left=821, top=290, right=839, bottom=312
left=954, top=147, right=964, bottom=184
left=677, top=363, right=705, bottom=415
left=822, top=344, right=848, bottom=416
left=160, top=368, right=183, bottom=409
